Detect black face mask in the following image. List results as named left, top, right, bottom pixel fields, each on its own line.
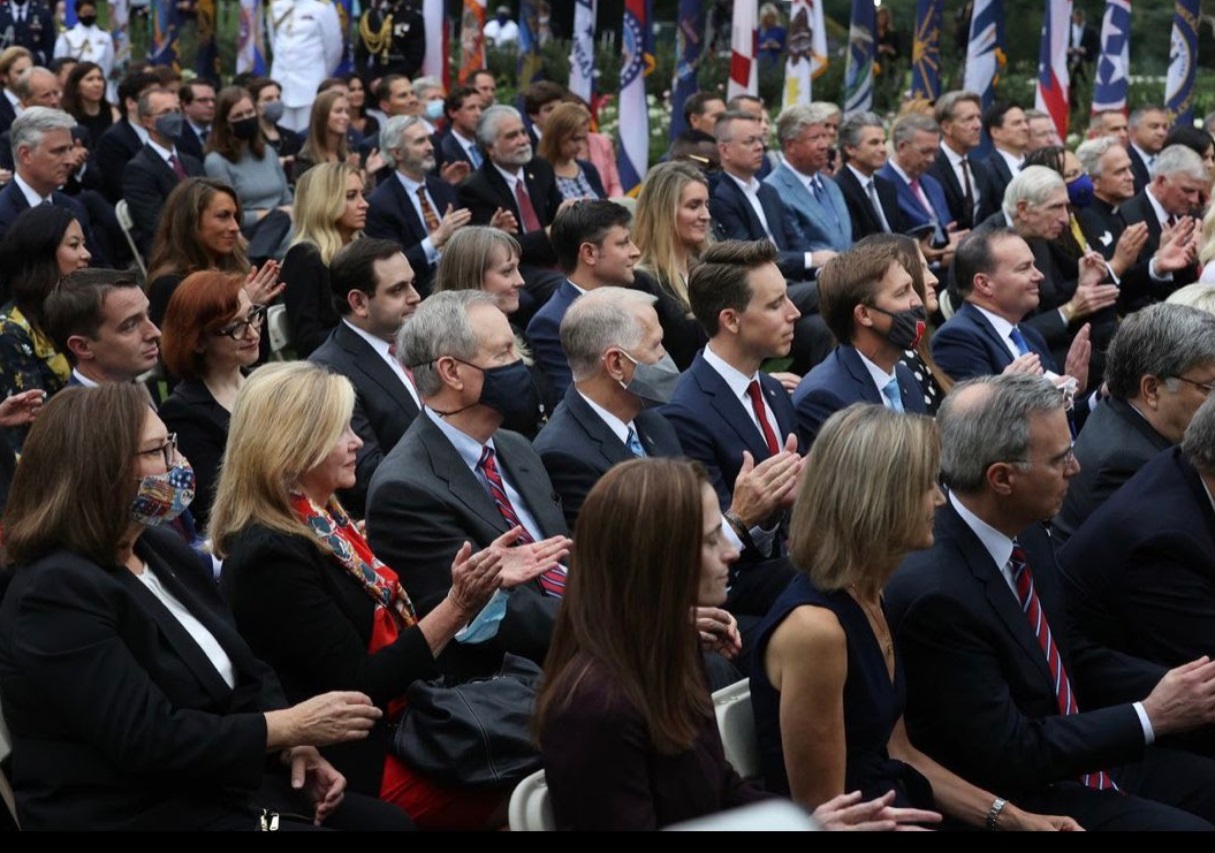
left=424, top=358, right=541, bottom=432
left=78, top=14, right=97, bottom=26
left=231, top=117, right=259, bottom=142
left=869, top=304, right=927, bottom=351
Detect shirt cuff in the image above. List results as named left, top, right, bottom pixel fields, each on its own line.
left=1149, top=257, right=1174, bottom=283
left=422, top=236, right=440, bottom=266
left=1104, top=262, right=1120, bottom=286
left=804, top=252, right=815, bottom=271
left=1133, top=700, right=1156, bottom=745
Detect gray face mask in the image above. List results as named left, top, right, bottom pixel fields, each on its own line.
left=154, top=112, right=184, bottom=141
left=261, top=100, right=285, bottom=125
left=620, top=350, right=680, bottom=407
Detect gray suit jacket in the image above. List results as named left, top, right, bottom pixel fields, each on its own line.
left=763, top=162, right=852, bottom=253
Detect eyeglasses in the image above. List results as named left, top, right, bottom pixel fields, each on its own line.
left=215, top=304, right=267, bottom=340
left=1009, top=442, right=1076, bottom=472
left=139, top=433, right=178, bottom=468
left=1172, top=375, right=1215, bottom=394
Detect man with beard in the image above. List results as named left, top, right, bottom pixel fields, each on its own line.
left=364, top=115, right=471, bottom=297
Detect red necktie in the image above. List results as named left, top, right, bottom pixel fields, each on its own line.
left=479, top=447, right=565, bottom=597
left=514, top=180, right=543, bottom=233
left=1010, top=543, right=1115, bottom=791
left=168, top=153, right=187, bottom=180
left=745, top=379, right=780, bottom=456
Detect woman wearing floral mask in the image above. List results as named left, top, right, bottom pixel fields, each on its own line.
left=0, top=383, right=414, bottom=831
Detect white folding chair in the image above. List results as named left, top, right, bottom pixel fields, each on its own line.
left=508, top=769, right=554, bottom=831
left=115, top=200, right=147, bottom=278
left=266, top=304, right=291, bottom=359
left=712, top=678, right=760, bottom=779
left=0, top=696, right=17, bottom=828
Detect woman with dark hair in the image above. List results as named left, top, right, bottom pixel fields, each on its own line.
left=536, top=102, right=605, bottom=201
left=247, top=77, right=302, bottom=174
left=752, top=406, right=1079, bottom=830
left=61, top=60, right=117, bottom=145
left=536, top=457, right=931, bottom=831
left=0, top=205, right=90, bottom=449
left=159, top=271, right=264, bottom=527
left=0, top=383, right=413, bottom=831
left=1165, top=125, right=1215, bottom=185
left=342, top=73, right=379, bottom=143
left=293, top=90, right=354, bottom=182
left=145, top=177, right=282, bottom=331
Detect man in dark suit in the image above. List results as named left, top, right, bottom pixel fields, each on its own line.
left=930, top=91, right=985, bottom=230
left=457, top=104, right=568, bottom=306
left=534, top=287, right=682, bottom=527
left=121, top=87, right=204, bottom=257
left=364, top=115, right=470, bottom=297
left=662, top=240, right=804, bottom=511
left=0, top=106, right=103, bottom=260
left=1127, top=105, right=1171, bottom=195
left=1054, top=304, right=1215, bottom=543
left=977, top=101, right=1029, bottom=221
left=1118, top=143, right=1204, bottom=294
left=525, top=200, right=639, bottom=396
left=887, top=372, right=1215, bottom=830
left=794, top=239, right=927, bottom=445
left=309, top=239, right=422, bottom=518
left=175, top=79, right=214, bottom=163
left=0, top=0, right=55, bottom=65
left=832, top=111, right=903, bottom=241
left=365, top=290, right=572, bottom=673
left=1060, top=393, right=1215, bottom=676
left=1067, top=7, right=1100, bottom=82
left=94, top=70, right=160, bottom=204
left=432, top=84, right=483, bottom=173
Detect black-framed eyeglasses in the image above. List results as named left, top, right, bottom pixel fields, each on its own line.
left=215, top=305, right=267, bottom=340
left=139, top=433, right=178, bottom=468
left=1173, top=375, right=1215, bottom=394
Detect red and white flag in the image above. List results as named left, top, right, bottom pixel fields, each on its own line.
left=728, top=0, right=758, bottom=99
left=1035, top=0, right=1072, bottom=138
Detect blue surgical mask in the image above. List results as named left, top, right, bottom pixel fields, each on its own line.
left=620, top=350, right=680, bottom=407
left=1067, top=174, right=1095, bottom=209
left=425, top=99, right=445, bottom=121
left=454, top=588, right=510, bottom=644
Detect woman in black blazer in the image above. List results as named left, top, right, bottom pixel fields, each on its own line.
left=159, top=271, right=266, bottom=527
left=0, top=383, right=408, bottom=831
left=211, top=362, right=569, bottom=829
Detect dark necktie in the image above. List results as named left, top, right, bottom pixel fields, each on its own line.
left=1010, top=543, right=1116, bottom=790
left=168, top=153, right=187, bottom=180
left=514, top=180, right=542, bottom=233
left=478, top=446, right=565, bottom=597
left=745, top=379, right=780, bottom=456
left=416, top=186, right=441, bottom=233
left=960, top=156, right=976, bottom=220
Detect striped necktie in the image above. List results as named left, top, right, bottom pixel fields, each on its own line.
left=478, top=446, right=565, bottom=597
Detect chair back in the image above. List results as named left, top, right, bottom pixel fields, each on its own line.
left=114, top=200, right=147, bottom=278
left=508, top=769, right=555, bottom=831
left=712, top=678, right=760, bottom=779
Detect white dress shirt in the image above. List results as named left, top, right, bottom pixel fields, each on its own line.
left=726, top=171, right=774, bottom=240
left=941, top=141, right=982, bottom=218
left=856, top=349, right=899, bottom=409
left=342, top=319, right=420, bottom=409
left=702, top=343, right=783, bottom=445
left=995, top=146, right=1024, bottom=177
left=136, top=565, right=237, bottom=689
left=13, top=172, right=50, bottom=208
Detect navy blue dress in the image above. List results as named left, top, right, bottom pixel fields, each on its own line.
left=751, top=573, right=932, bottom=806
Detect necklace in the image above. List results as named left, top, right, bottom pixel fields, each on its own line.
left=849, top=584, right=895, bottom=662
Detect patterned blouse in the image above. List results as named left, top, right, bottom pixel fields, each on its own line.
left=0, top=304, right=70, bottom=450
left=555, top=164, right=600, bottom=202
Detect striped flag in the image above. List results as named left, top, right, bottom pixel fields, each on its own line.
left=727, top=0, right=757, bottom=99
left=670, top=0, right=705, bottom=140
left=458, top=0, right=487, bottom=84
left=570, top=0, right=597, bottom=102
left=963, top=0, right=1006, bottom=109
left=237, top=0, right=268, bottom=76
left=1165, top=0, right=1200, bottom=125
left=1092, top=0, right=1130, bottom=115
left=843, top=0, right=875, bottom=115
left=783, top=0, right=828, bottom=109
left=422, top=0, right=448, bottom=85
left=617, top=0, right=654, bottom=195
left=66, top=4, right=76, bottom=27
left=107, top=0, right=130, bottom=101
left=196, top=0, right=220, bottom=79
left=518, top=0, right=544, bottom=85
left=149, top=0, right=182, bottom=68
left=1035, top=0, right=1072, bottom=139
left=910, top=0, right=944, bottom=102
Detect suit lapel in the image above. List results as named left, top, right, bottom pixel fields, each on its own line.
left=962, top=304, right=1015, bottom=370
left=692, top=356, right=771, bottom=459
left=336, top=324, right=418, bottom=419
left=494, top=434, right=565, bottom=537
left=839, top=345, right=884, bottom=405
left=419, top=415, right=513, bottom=534
left=565, top=387, right=632, bottom=469
left=389, top=173, right=429, bottom=243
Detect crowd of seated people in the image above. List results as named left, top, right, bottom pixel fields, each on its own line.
left=9, top=58, right=1215, bottom=833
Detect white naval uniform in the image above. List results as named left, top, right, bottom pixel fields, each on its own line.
left=53, top=23, right=114, bottom=81
left=268, top=0, right=343, bottom=132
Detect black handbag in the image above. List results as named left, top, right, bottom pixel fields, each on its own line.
left=392, top=653, right=544, bottom=789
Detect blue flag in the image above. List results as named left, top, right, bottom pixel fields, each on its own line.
left=843, top=0, right=875, bottom=115
left=149, top=0, right=183, bottom=68
left=911, top=0, right=943, bottom=102
left=963, top=0, right=1006, bottom=110
left=1092, top=0, right=1130, bottom=115
left=1165, top=0, right=1199, bottom=124
left=518, top=0, right=544, bottom=86
left=670, top=0, right=704, bottom=141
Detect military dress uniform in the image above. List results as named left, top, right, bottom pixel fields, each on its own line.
left=53, top=20, right=114, bottom=81
left=355, top=0, right=426, bottom=79
left=268, top=0, right=344, bottom=132
left=0, top=0, right=55, bottom=65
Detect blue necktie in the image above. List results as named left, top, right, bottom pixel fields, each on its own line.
left=1009, top=326, right=1031, bottom=356
left=468, top=144, right=482, bottom=168
left=626, top=427, right=646, bottom=458
left=882, top=378, right=905, bottom=413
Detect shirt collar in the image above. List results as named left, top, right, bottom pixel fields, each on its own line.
left=577, top=390, right=632, bottom=445
left=132, top=122, right=150, bottom=145
left=424, top=406, right=495, bottom=472
left=726, top=170, right=760, bottom=193
left=492, top=160, right=524, bottom=188
left=996, top=147, right=1024, bottom=173
left=949, top=490, right=1015, bottom=574
left=13, top=172, right=48, bottom=207
left=941, top=142, right=968, bottom=166
left=885, top=158, right=913, bottom=185
left=395, top=170, right=426, bottom=195
left=1145, top=186, right=1170, bottom=227
left=971, top=303, right=1019, bottom=342
left=855, top=347, right=897, bottom=390
left=782, top=160, right=821, bottom=188
left=147, top=136, right=177, bottom=163
left=702, top=342, right=759, bottom=401
left=341, top=318, right=393, bottom=360
left=71, top=367, right=99, bottom=388
left=1131, top=142, right=1155, bottom=168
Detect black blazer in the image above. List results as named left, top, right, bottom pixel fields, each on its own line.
left=220, top=523, right=439, bottom=797
left=533, top=384, right=683, bottom=528
left=885, top=501, right=1167, bottom=803
left=0, top=528, right=286, bottom=831
left=633, top=269, right=707, bottom=372
left=433, top=126, right=475, bottom=172
left=1059, top=446, right=1215, bottom=672
left=158, top=378, right=231, bottom=529
left=1127, top=145, right=1153, bottom=196
left=122, top=143, right=205, bottom=256
left=1119, top=189, right=1199, bottom=292
left=279, top=242, right=338, bottom=358
left=309, top=322, right=421, bottom=518
left=0, top=3, right=55, bottom=65
left=832, top=166, right=904, bottom=242
left=1053, top=397, right=1173, bottom=543
left=0, top=180, right=105, bottom=264
left=0, top=93, right=15, bottom=137
left=94, top=118, right=144, bottom=203
left=176, top=122, right=206, bottom=163
left=977, top=151, right=1016, bottom=222
left=711, top=172, right=814, bottom=281
left=363, top=171, right=461, bottom=298
left=1076, top=197, right=1162, bottom=311
left=364, top=414, right=567, bottom=673
left=928, top=147, right=979, bottom=231
left=457, top=157, right=561, bottom=266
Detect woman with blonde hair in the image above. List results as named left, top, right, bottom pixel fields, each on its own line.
left=752, top=405, right=1080, bottom=830
left=536, top=102, right=606, bottom=201
left=281, top=162, right=368, bottom=357
left=634, top=160, right=713, bottom=369
left=293, top=90, right=354, bottom=182
left=1198, top=203, right=1215, bottom=284
left=213, top=361, right=569, bottom=829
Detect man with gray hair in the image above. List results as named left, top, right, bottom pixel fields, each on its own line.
left=832, top=111, right=902, bottom=239
left=764, top=102, right=852, bottom=254
left=1118, top=144, right=1205, bottom=291
left=1061, top=389, right=1215, bottom=694
left=879, top=112, right=959, bottom=263
left=930, top=90, right=985, bottom=230
left=887, top=372, right=1215, bottom=830
left=1024, top=107, right=1060, bottom=152
left=412, top=75, right=445, bottom=134
left=364, top=113, right=471, bottom=297
left=366, top=289, right=572, bottom=673
left=1054, top=303, right=1215, bottom=542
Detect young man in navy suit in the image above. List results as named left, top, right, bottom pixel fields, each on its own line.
left=793, top=238, right=927, bottom=445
